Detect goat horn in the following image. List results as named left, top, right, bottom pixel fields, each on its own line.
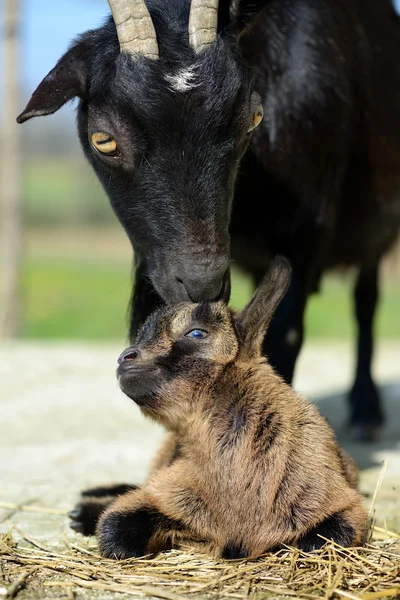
left=107, top=0, right=159, bottom=60
left=188, top=0, right=219, bottom=53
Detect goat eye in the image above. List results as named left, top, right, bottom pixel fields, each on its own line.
left=185, top=329, right=208, bottom=339
left=91, top=132, right=119, bottom=156
left=248, top=105, right=263, bottom=133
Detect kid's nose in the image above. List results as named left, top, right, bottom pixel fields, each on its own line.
left=117, top=348, right=141, bottom=364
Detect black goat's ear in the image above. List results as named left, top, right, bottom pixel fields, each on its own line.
left=234, top=256, right=292, bottom=357
left=229, top=0, right=270, bottom=35
left=17, top=39, right=89, bottom=124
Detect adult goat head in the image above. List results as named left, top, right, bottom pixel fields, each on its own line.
left=18, top=0, right=267, bottom=304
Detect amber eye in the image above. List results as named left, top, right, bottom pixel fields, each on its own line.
left=248, top=105, right=264, bottom=133
left=91, top=132, right=119, bottom=156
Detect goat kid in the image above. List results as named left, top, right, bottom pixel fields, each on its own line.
left=69, top=257, right=368, bottom=560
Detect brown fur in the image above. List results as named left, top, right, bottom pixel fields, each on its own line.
left=71, top=257, right=368, bottom=559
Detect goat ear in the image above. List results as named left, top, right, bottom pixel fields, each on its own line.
left=17, top=40, right=89, bottom=124
left=234, top=256, right=292, bottom=356
left=230, top=0, right=270, bottom=35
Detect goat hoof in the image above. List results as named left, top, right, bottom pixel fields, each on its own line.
left=348, top=377, right=384, bottom=443
left=68, top=498, right=110, bottom=536
left=99, top=507, right=170, bottom=559
left=347, top=423, right=381, bottom=443
left=68, top=508, right=80, bottom=519
left=69, top=519, right=86, bottom=534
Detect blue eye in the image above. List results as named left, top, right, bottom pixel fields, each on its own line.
left=186, top=329, right=208, bottom=339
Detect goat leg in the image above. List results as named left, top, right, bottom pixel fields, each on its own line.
left=295, top=505, right=368, bottom=551
left=348, top=262, right=384, bottom=441
left=261, top=268, right=308, bottom=383
left=69, top=484, right=139, bottom=536
left=81, top=483, right=139, bottom=498
left=97, top=487, right=186, bottom=559
left=69, top=496, right=117, bottom=536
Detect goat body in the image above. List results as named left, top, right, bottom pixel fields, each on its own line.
left=17, top=0, right=400, bottom=440
left=70, top=258, right=367, bottom=559
left=102, top=366, right=366, bottom=558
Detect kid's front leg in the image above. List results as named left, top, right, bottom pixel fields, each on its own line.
left=68, top=484, right=139, bottom=536
left=97, top=488, right=184, bottom=559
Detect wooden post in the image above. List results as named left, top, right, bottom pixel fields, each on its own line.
left=0, top=0, right=23, bottom=338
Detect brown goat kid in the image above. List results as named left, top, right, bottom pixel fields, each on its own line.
left=70, top=257, right=368, bottom=559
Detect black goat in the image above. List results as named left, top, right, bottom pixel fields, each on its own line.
left=18, top=0, right=400, bottom=440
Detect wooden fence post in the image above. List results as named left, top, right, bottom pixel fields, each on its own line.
left=0, top=0, right=23, bottom=338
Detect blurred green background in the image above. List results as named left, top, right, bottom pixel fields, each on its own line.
left=23, top=156, right=400, bottom=341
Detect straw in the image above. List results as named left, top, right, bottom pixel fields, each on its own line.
left=1, top=525, right=399, bottom=600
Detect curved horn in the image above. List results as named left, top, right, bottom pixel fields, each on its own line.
left=107, top=0, right=159, bottom=59
left=188, top=0, right=219, bottom=53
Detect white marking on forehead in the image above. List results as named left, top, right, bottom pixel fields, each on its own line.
left=164, top=65, right=199, bottom=93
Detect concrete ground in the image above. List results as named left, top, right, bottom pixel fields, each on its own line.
left=0, top=341, right=399, bottom=589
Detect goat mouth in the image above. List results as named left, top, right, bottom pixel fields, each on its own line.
left=117, top=364, right=162, bottom=396
left=117, top=363, right=160, bottom=387
left=117, top=364, right=159, bottom=377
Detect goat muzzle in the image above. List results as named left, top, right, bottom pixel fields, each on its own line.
left=118, top=347, right=142, bottom=365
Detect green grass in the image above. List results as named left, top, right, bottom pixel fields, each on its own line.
left=22, top=258, right=132, bottom=340
left=25, top=159, right=116, bottom=226
left=305, top=276, right=400, bottom=340
left=21, top=256, right=400, bottom=340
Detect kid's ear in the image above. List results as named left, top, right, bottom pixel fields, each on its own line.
left=17, top=38, right=90, bottom=124
left=234, top=256, right=292, bottom=356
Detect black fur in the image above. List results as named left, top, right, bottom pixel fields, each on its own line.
left=349, top=263, right=383, bottom=440
left=296, top=512, right=356, bottom=551
left=99, top=506, right=180, bottom=559
left=117, top=362, right=165, bottom=406
left=221, top=541, right=249, bottom=559
left=69, top=497, right=115, bottom=536
left=17, top=0, right=400, bottom=437
left=82, top=484, right=138, bottom=498
left=69, top=485, right=140, bottom=535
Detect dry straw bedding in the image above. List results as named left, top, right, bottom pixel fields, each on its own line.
left=0, top=523, right=399, bottom=600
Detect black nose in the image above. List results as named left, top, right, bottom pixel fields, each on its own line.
left=177, top=265, right=230, bottom=302
left=118, top=348, right=141, bottom=365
